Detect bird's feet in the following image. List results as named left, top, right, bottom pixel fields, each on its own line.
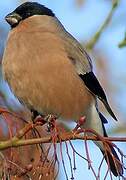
left=31, top=109, right=46, bottom=125
left=45, top=114, right=57, bottom=132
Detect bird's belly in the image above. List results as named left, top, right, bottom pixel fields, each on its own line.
left=3, top=66, right=93, bottom=121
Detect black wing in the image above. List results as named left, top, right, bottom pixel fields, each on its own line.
left=79, top=72, right=117, bottom=121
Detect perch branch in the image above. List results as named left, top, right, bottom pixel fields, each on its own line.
left=0, top=123, right=126, bottom=150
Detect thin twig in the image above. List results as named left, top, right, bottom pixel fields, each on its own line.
left=86, top=0, right=119, bottom=50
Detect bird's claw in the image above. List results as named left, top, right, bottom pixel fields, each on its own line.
left=45, top=114, right=57, bottom=132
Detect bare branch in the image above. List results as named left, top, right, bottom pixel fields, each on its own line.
left=0, top=122, right=126, bottom=150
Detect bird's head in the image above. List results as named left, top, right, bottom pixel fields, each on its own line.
left=5, top=1, right=55, bottom=28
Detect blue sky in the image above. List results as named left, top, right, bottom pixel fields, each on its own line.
left=0, top=0, right=126, bottom=179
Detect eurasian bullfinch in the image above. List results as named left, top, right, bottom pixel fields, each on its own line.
left=2, top=2, right=123, bottom=176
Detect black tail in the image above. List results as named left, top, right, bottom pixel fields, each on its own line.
left=101, top=99, right=118, bottom=121
left=99, top=112, right=123, bottom=176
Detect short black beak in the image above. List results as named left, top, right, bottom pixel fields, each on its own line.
left=5, top=13, right=22, bottom=26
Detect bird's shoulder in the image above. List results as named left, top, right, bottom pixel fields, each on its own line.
left=55, top=19, right=92, bottom=74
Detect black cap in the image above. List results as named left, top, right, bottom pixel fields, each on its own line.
left=5, top=1, right=55, bottom=28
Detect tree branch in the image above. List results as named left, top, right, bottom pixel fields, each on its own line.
left=118, top=32, right=126, bottom=48
left=86, top=0, right=119, bottom=50
left=0, top=125, right=126, bottom=150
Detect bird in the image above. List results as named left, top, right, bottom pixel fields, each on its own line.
left=2, top=1, right=123, bottom=176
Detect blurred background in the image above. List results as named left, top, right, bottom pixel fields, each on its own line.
left=0, top=0, right=126, bottom=179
